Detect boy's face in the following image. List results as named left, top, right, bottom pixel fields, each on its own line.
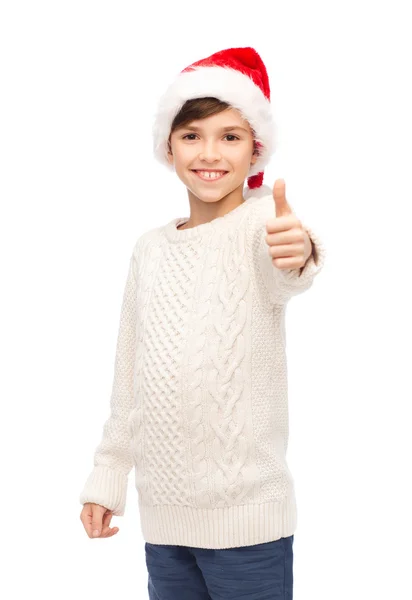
left=167, top=107, right=258, bottom=203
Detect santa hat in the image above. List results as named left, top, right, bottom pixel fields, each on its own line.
left=152, top=47, right=276, bottom=190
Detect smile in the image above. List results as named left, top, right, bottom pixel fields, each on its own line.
left=192, top=170, right=228, bottom=181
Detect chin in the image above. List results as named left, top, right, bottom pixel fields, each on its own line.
left=188, top=185, right=234, bottom=203
left=187, top=178, right=244, bottom=203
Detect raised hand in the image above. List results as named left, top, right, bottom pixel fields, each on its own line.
left=265, top=179, right=312, bottom=270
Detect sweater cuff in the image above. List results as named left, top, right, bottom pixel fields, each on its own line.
left=79, top=465, right=129, bottom=516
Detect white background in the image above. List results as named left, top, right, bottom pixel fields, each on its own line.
left=1, top=1, right=411, bottom=598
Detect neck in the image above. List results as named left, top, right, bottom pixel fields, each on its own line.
left=180, top=182, right=245, bottom=229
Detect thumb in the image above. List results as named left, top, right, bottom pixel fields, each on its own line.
left=91, top=504, right=106, bottom=537
left=273, top=179, right=293, bottom=218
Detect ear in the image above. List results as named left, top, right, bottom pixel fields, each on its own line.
left=166, top=141, right=174, bottom=165
left=250, top=151, right=258, bottom=166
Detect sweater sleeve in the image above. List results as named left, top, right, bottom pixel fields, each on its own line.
left=79, top=251, right=138, bottom=516
left=254, top=200, right=326, bottom=305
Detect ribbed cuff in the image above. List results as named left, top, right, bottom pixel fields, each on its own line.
left=138, top=492, right=297, bottom=549
left=79, top=465, right=128, bottom=516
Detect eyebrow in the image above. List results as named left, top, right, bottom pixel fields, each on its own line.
left=181, top=125, right=249, bottom=133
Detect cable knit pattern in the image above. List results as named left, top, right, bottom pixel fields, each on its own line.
left=206, top=222, right=253, bottom=508
left=79, top=184, right=326, bottom=548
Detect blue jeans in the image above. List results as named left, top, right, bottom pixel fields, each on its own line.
left=145, top=535, right=294, bottom=600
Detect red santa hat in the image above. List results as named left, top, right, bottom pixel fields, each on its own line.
left=152, top=47, right=276, bottom=190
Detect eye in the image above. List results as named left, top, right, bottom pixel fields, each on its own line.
left=181, top=133, right=240, bottom=141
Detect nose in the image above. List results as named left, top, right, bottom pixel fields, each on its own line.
left=199, top=140, right=221, bottom=163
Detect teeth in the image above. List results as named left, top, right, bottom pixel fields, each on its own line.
left=196, top=171, right=226, bottom=179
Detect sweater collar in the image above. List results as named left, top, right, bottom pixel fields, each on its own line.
left=163, top=185, right=272, bottom=243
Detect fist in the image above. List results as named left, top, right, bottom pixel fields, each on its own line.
left=265, top=179, right=312, bottom=270
left=80, top=502, right=119, bottom=539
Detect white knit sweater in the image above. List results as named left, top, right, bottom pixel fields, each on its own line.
left=79, top=184, right=326, bottom=549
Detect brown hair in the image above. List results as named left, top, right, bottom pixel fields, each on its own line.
left=167, top=97, right=259, bottom=155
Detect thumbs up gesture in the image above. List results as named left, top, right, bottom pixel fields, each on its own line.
left=265, top=179, right=313, bottom=270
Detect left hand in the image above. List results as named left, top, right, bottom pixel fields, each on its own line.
left=265, top=179, right=312, bottom=270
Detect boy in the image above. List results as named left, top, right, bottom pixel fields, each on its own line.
left=79, top=47, right=325, bottom=599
